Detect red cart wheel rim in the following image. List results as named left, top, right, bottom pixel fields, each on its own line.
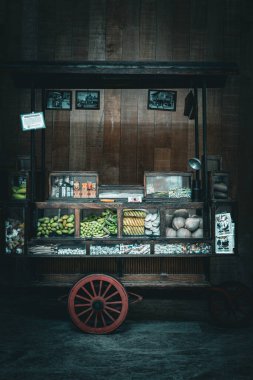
left=68, top=274, right=129, bottom=334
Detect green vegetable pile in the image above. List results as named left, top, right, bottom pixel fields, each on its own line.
left=80, top=209, right=117, bottom=238
left=36, top=214, right=75, bottom=237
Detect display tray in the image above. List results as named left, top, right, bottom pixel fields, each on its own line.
left=8, top=171, right=29, bottom=201
left=144, top=171, right=192, bottom=200
left=209, top=171, right=230, bottom=200
left=99, top=184, right=144, bottom=202
left=49, top=171, right=98, bottom=200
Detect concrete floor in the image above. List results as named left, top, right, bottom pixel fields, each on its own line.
left=0, top=288, right=253, bottom=380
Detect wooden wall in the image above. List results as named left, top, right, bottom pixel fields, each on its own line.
left=1, top=0, right=253, bottom=285
left=0, top=0, right=241, bottom=192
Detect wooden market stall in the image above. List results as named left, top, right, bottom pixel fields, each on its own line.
left=1, top=61, right=249, bottom=333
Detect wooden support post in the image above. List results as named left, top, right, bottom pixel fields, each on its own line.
left=30, top=86, right=36, bottom=202
left=41, top=88, right=46, bottom=200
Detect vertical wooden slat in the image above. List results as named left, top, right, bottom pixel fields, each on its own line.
left=190, top=0, right=208, bottom=61
left=220, top=0, right=240, bottom=197
left=21, top=0, right=38, bottom=60
left=44, top=110, right=54, bottom=174
left=171, top=0, right=191, bottom=60
left=52, top=111, right=70, bottom=170
left=137, top=90, right=155, bottom=183
left=4, top=1, right=23, bottom=60
left=102, top=89, right=121, bottom=184
left=54, top=0, right=73, bottom=60
left=105, top=0, right=123, bottom=60
left=88, top=0, right=106, bottom=60
left=155, top=0, right=173, bottom=61
left=119, top=90, right=138, bottom=184
left=170, top=89, right=189, bottom=171
left=122, top=0, right=140, bottom=60
left=154, top=0, right=173, bottom=171
left=37, top=0, right=57, bottom=60
left=86, top=90, right=105, bottom=172
left=139, top=0, right=157, bottom=59
left=72, top=0, right=90, bottom=60
left=69, top=99, right=87, bottom=170
left=205, top=0, right=225, bottom=60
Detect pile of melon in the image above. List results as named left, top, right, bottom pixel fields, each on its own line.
left=165, top=209, right=203, bottom=238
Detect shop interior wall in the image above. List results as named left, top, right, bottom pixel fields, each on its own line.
left=0, top=0, right=252, bottom=285
left=0, top=0, right=240, bottom=187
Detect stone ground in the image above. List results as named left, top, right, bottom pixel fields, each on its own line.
left=0, top=287, right=253, bottom=380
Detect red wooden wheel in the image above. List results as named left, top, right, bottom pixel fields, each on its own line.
left=68, top=274, right=129, bottom=334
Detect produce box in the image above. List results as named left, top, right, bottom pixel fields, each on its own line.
left=36, top=209, right=75, bottom=238
left=49, top=171, right=98, bottom=200
left=9, top=171, right=29, bottom=201
left=144, top=172, right=192, bottom=200
left=209, top=172, right=230, bottom=200
left=164, top=207, right=204, bottom=238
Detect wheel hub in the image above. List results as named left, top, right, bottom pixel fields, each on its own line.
left=92, top=299, right=104, bottom=311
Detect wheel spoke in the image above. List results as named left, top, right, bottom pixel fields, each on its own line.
left=94, top=313, right=98, bottom=327
left=105, top=305, right=121, bottom=314
left=81, top=285, right=93, bottom=299
left=98, top=280, right=103, bottom=296
left=75, top=303, right=91, bottom=307
left=90, top=280, right=97, bottom=297
left=76, top=294, right=91, bottom=303
left=101, top=311, right=107, bottom=327
left=105, top=290, right=119, bottom=301
left=106, top=301, right=123, bottom=305
left=84, top=310, right=94, bottom=324
left=103, top=309, right=116, bottom=322
left=102, top=283, right=112, bottom=298
left=77, top=307, right=92, bottom=317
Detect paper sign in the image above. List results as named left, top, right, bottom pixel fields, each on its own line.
left=20, top=112, right=46, bottom=131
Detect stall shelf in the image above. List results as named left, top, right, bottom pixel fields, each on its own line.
left=1, top=61, right=249, bottom=334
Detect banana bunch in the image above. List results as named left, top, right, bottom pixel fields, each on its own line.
left=11, top=183, right=27, bottom=200
left=37, top=214, right=75, bottom=237
left=80, top=209, right=117, bottom=238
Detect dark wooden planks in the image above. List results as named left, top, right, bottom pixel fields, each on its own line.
left=54, top=0, right=73, bottom=61
left=72, top=0, right=90, bottom=61
left=137, top=90, right=155, bottom=183
left=69, top=98, right=87, bottom=171
left=37, top=0, right=57, bottom=61
left=155, top=0, right=173, bottom=61
left=21, top=0, right=38, bottom=60
left=119, top=90, right=138, bottom=184
left=86, top=90, right=105, bottom=172
left=171, top=0, right=191, bottom=60
left=105, top=0, right=123, bottom=60
left=154, top=0, right=173, bottom=171
left=170, top=0, right=191, bottom=171
left=190, top=0, right=208, bottom=61
left=170, top=89, right=189, bottom=171
left=139, top=0, right=157, bottom=60
left=102, top=89, right=121, bottom=184
left=88, top=0, right=106, bottom=60
left=122, top=0, right=140, bottom=60
left=51, top=111, right=70, bottom=171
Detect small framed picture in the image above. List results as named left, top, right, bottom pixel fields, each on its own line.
left=148, top=90, right=177, bottom=111
left=46, top=90, right=72, bottom=110
left=76, top=91, right=100, bottom=110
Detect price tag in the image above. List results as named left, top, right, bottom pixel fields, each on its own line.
left=20, top=112, right=46, bottom=131
left=127, top=196, right=143, bottom=203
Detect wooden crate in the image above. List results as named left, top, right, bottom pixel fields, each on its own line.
left=49, top=171, right=99, bottom=200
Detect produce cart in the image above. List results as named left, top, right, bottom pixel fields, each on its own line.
left=1, top=61, right=253, bottom=334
